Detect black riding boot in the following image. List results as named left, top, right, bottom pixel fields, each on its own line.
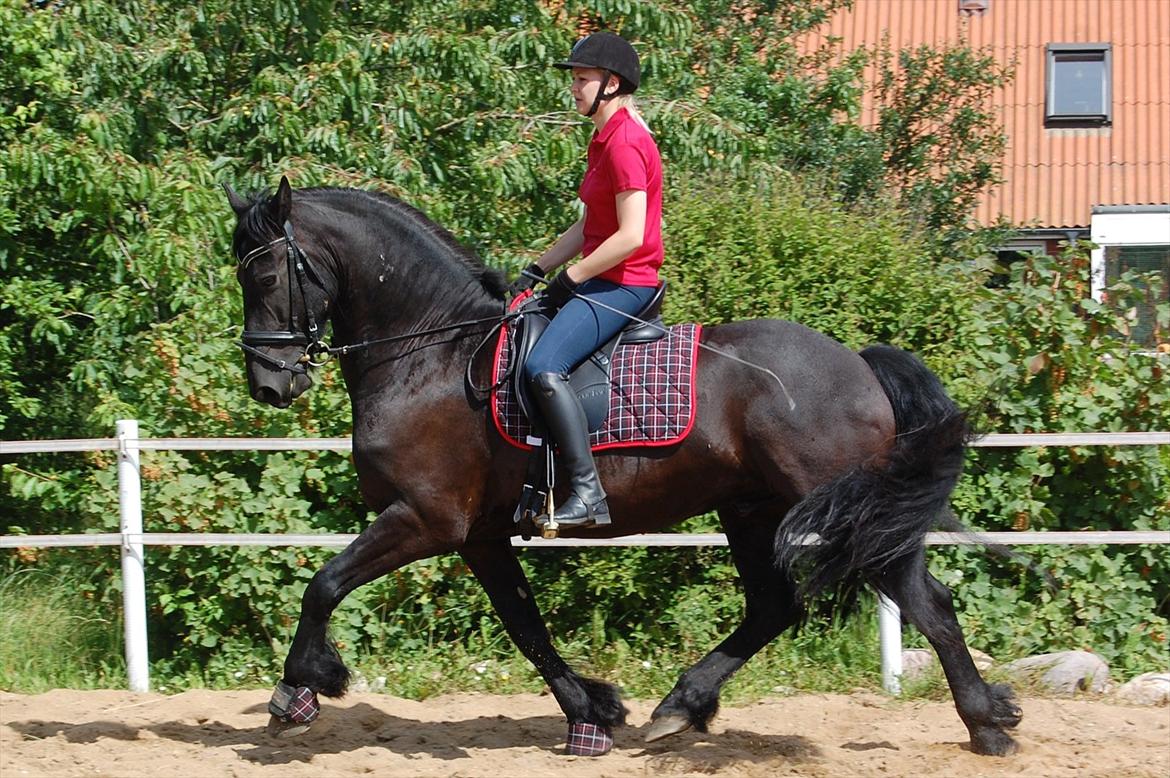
left=530, top=372, right=611, bottom=527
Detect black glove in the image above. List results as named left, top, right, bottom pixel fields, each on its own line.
left=508, top=263, right=545, bottom=298
left=542, top=269, right=580, bottom=309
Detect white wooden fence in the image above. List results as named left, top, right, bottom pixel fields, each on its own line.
left=1, top=422, right=1167, bottom=695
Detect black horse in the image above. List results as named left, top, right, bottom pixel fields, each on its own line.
left=224, top=177, right=1022, bottom=757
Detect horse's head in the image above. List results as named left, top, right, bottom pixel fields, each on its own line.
left=225, top=176, right=327, bottom=408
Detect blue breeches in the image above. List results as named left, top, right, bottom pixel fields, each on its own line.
left=524, top=279, right=657, bottom=380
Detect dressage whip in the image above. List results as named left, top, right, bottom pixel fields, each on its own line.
left=520, top=271, right=797, bottom=412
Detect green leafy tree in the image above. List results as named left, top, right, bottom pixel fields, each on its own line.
left=6, top=0, right=1161, bottom=684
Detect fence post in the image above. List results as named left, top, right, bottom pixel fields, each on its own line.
left=878, top=593, right=903, bottom=695
left=117, top=419, right=150, bottom=692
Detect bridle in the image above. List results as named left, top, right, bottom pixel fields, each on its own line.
left=236, top=221, right=330, bottom=376
left=235, top=220, right=519, bottom=388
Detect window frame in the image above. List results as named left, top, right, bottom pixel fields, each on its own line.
left=1045, top=43, right=1112, bottom=127
left=1090, top=208, right=1170, bottom=351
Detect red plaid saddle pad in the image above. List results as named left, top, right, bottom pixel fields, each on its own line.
left=491, top=320, right=701, bottom=452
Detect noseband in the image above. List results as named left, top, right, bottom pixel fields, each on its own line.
left=237, top=221, right=330, bottom=376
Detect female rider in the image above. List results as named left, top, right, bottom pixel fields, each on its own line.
left=509, top=32, right=664, bottom=529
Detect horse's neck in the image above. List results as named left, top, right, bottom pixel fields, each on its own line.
left=326, top=207, right=500, bottom=338
left=340, top=251, right=500, bottom=337
left=327, top=211, right=501, bottom=397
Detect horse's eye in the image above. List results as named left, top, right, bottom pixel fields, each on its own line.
left=258, top=274, right=278, bottom=289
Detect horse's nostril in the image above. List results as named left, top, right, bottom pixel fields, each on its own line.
left=253, top=385, right=285, bottom=406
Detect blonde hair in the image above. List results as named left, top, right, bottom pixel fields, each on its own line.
left=611, top=94, right=652, bottom=133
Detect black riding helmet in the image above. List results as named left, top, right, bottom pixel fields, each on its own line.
left=554, top=32, right=640, bottom=117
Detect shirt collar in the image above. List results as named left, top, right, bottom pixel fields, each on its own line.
left=592, top=106, right=631, bottom=145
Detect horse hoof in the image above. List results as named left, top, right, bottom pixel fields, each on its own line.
left=566, top=722, right=613, bottom=756
left=971, top=727, right=1019, bottom=756
left=267, top=714, right=312, bottom=739
left=645, top=715, right=691, bottom=743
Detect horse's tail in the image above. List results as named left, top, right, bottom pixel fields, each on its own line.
left=775, top=343, right=969, bottom=599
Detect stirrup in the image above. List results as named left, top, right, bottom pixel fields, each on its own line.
left=549, top=493, right=611, bottom=528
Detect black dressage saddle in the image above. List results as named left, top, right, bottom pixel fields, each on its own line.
left=510, top=282, right=667, bottom=437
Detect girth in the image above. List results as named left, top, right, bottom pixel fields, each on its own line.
left=510, top=282, right=666, bottom=437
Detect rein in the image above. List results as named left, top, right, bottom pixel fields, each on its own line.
left=237, top=221, right=518, bottom=388
left=327, top=313, right=516, bottom=358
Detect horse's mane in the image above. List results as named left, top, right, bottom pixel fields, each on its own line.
left=240, top=186, right=508, bottom=301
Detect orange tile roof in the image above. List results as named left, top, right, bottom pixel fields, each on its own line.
left=795, top=0, right=1170, bottom=229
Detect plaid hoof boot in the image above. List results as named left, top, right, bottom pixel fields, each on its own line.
left=266, top=680, right=320, bottom=738
left=566, top=722, right=614, bottom=756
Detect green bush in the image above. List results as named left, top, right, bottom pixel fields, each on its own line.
left=2, top=0, right=1164, bottom=693
left=5, top=176, right=1167, bottom=692
left=662, top=174, right=981, bottom=361
left=941, top=247, right=1169, bottom=673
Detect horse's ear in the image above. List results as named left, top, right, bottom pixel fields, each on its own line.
left=223, top=183, right=250, bottom=216
left=269, top=176, right=293, bottom=225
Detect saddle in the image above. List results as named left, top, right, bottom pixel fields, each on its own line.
left=510, top=282, right=667, bottom=439
left=504, top=282, right=667, bottom=536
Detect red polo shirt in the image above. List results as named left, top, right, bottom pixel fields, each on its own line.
left=578, top=107, right=664, bottom=287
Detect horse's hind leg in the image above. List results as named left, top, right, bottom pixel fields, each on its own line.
left=648, top=504, right=802, bottom=741
left=874, top=552, right=1022, bottom=756
left=460, top=538, right=626, bottom=753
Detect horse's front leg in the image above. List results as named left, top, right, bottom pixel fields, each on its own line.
left=268, top=500, right=442, bottom=736
left=460, top=538, right=627, bottom=756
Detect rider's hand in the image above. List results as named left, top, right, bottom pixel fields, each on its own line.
left=508, top=263, right=545, bottom=298
left=542, top=269, right=580, bottom=309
